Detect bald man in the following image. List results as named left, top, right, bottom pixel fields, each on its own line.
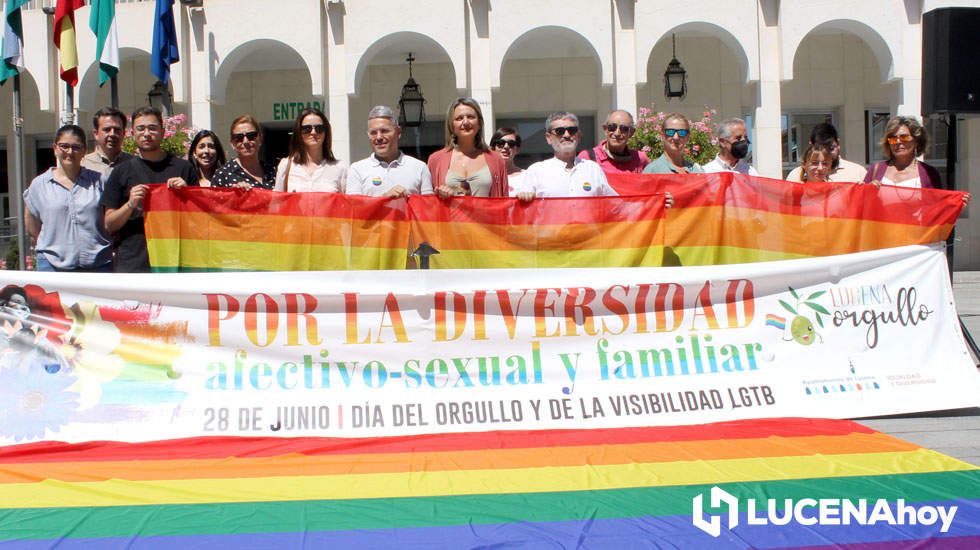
left=578, top=110, right=649, bottom=173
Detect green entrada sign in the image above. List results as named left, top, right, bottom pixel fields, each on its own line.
left=273, top=101, right=324, bottom=121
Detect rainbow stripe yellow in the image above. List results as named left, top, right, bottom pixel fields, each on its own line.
left=0, top=418, right=977, bottom=547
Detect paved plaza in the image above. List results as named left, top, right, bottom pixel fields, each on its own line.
left=859, top=271, right=980, bottom=466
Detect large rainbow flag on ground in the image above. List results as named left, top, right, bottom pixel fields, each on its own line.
left=0, top=418, right=976, bottom=547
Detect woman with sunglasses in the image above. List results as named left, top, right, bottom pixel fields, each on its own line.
left=490, top=127, right=525, bottom=192
left=187, top=130, right=226, bottom=187
left=863, top=116, right=940, bottom=188
left=579, top=110, right=649, bottom=173
left=427, top=98, right=507, bottom=198
left=274, top=108, right=347, bottom=192
left=643, top=113, right=703, bottom=174
left=23, top=125, right=111, bottom=272
left=212, top=115, right=276, bottom=189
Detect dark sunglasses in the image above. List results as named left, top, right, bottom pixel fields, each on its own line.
left=663, top=128, right=690, bottom=138
left=231, top=130, right=260, bottom=143
left=549, top=126, right=579, bottom=137
left=603, top=123, right=634, bottom=134
left=301, top=124, right=326, bottom=135
left=492, top=138, right=520, bottom=148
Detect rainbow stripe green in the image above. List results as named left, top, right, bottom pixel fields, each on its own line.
left=607, top=172, right=965, bottom=266
left=0, top=418, right=977, bottom=548
left=144, top=187, right=411, bottom=272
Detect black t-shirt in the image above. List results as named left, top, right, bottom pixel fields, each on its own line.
left=100, top=154, right=198, bottom=272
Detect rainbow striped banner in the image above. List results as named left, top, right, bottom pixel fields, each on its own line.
left=607, top=172, right=966, bottom=266
left=142, top=176, right=962, bottom=271
left=407, top=194, right=666, bottom=269
left=0, top=418, right=976, bottom=547
left=144, top=187, right=411, bottom=272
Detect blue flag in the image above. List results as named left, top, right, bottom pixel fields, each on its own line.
left=151, top=0, right=178, bottom=83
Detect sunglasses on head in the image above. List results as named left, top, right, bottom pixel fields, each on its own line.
left=603, top=123, right=634, bottom=134
left=664, top=128, right=690, bottom=138
left=886, top=134, right=914, bottom=145
left=56, top=142, right=85, bottom=153
left=231, top=130, right=260, bottom=143
left=492, top=138, right=520, bottom=148
left=549, top=126, right=579, bottom=137
left=301, top=124, right=326, bottom=135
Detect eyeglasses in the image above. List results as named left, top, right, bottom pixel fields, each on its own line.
left=56, top=143, right=85, bottom=153
left=663, top=128, right=690, bottom=138
left=603, top=123, right=634, bottom=134
left=231, top=130, right=260, bottom=143
left=492, top=139, right=520, bottom=148
left=301, top=124, right=326, bottom=135
left=549, top=126, right=579, bottom=137
left=886, top=134, right=914, bottom=145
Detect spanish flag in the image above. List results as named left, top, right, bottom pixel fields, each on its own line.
left=53, top=0, right=84, bottom=86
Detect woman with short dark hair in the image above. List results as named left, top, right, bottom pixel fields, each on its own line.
left=24, top=125, right=112, bottom=272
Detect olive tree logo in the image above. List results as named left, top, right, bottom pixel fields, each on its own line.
left=778, top=287, right=829, bottom=346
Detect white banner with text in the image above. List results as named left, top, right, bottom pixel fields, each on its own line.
left=1, top=243, right=978, bottom=444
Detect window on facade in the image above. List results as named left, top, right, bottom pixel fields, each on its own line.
left=865, top=110, right=890, bottom=164
left=494, top=116, right=596, bottom=168
left=782, top=111, right=835, bottom=177
left=397, top=121, right=448, bottom=163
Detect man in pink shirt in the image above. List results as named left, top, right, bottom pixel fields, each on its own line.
left=578, top=110, right=649, bottom=173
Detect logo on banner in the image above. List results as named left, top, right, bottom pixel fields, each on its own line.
left=773, top=287, right=828, bottom=346
left=691, top=486, right=958, bottom=537
left=371, top=177, right=383, bottom=187
left=0, top=284, right=186, bottom=443
left=582, top=182, right=592, bottom=192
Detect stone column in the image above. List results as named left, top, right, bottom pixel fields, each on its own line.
left=752, top=4, right=783, bottom=178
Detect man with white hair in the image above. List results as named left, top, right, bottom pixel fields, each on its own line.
left=347, top=105, right=433, bottom=197
left=512, top=111, right=617, bottom=200
left=703, top=117, right=758, bottom=175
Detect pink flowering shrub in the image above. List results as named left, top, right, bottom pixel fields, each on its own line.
left=122, top=113, right=198, bottom=157
left=629, top=105, right=719, bottom=166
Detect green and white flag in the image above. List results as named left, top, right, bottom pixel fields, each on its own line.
left=0, top=0, right=30, bottom=85
left=89, top=0, right=119, bottom=85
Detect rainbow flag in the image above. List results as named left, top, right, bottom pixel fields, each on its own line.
left=766, top=313, right=786, bottom=330
left=144, top=187, right=411, bottom=271
left=0, top=418, right=976, bottom=547
left=407, top=194, right=666, bottom=269
left=607, top=172, right=966, bottom=266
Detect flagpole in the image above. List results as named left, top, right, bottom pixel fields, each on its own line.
left=64, top=84, right=75, bottom=125
left=12, top=74, right=27, bottom=270
left=110, top=75, right=118, bottom=107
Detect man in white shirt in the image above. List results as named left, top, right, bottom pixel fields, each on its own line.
left=513, top=111, right=617, bottom=200
left=347, top=105, right=433, bottom=197
left=703, top=117, right=759, bottom=175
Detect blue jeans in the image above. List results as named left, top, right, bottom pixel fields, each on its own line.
left=35, top=254, right=112, bottom=273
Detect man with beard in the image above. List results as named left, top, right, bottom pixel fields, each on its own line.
left=101, top=106, right=197, bottom=272
left=703, top=117, right=758, bottom=175
left=513, top=111, right=617, bottom=201
left=347, top=105, right=433, bottom=197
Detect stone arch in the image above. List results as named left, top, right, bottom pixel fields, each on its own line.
left=212, top=39, right=315, bottom=105
left=783, top=19, right=896, bottom=82
left=350, top=31, right=460, bottom=95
